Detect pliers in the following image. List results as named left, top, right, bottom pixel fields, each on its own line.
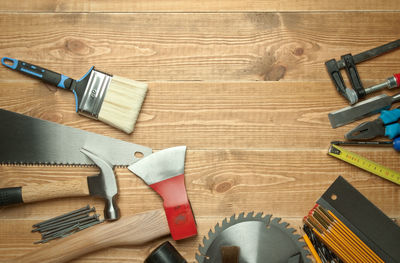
left=345, top=108, right=400, bottom=140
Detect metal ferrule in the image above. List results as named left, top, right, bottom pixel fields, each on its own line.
left=365, top=76, right=398, bottom=95
left=387, top=76, right=398, bottom=89
left=78, top=69, right=112, bottom=119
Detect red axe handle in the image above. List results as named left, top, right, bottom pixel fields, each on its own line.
left=12, top=209, right=169, bottom=263
left=150, top=174, right=197, bottom=240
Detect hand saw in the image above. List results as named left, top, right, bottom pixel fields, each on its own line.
left=0, top=109, right=152, bottom=166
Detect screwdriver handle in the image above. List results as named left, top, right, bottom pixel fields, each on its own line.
left=379, top=108, right=400, bottom=125
left=365, top=73, right=400, bottom=95
left=393, top=73, right=400, bottom=88
left=393, top=137, right=400, bottom=151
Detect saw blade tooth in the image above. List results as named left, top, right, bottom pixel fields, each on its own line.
left=271, top=217, right=281, bottom=225
left=198, top=243, right=207, bottom=256
left=280, top=221, right=289, bottom=228
left=292, top=234, right=301, bottom=240
left=262, top=214, right=272, bottom=224
left=214, top=222, right=221, bottom=233
left=202, top=235, right=208, bottom=245
left=221, top=217, right=228, bottom=228
left=237, top=212, right=245, bottom=221
left=207, top=229, right=214, bottom=238
left=229, top=214, right=235, bottom=224
left=247, top=211, right=255, bottom=219
left=195, top=253, right=205, bottom=263
left=254, top=211, right=263, bottom=219
left=286, top=227, right=296, bottom=234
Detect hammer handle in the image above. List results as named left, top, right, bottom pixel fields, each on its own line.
left=0, top=177, right=89, bottom=206
left=14, top=209, right=169, bottom=263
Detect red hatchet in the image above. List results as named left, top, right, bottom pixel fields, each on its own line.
left=12, top=146, right=197, bottom=263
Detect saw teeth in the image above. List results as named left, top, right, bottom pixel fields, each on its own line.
left=238, top=212, right=245, bottom=220
left=247, top=211, right=255, bottom=219
left=195, top=253, right=205, bottom=263
left=195, top=212, right=312, bottom=263
left=254, top=211, right=262, bottom=219
left=214, top=222, right=221, bottom=233
left=263, top=214, right=272, bottom=224
left=0, top=162, right=127, bottom=168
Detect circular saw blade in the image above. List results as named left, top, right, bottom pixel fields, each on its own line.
left=195, top=212, right=310, bottom=263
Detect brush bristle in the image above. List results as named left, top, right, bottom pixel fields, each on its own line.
left=98, top=75, right=148, bottom=134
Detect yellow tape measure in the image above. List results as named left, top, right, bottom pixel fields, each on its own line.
left=328, top=144, right=400, bottom=185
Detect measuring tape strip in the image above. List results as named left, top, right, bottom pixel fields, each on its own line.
left=328, top=144, right=400, bottom=186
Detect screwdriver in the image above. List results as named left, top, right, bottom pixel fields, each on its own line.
left=331, top=139, right=400, bottom=151
left=364, top=73, right=400, bottom=95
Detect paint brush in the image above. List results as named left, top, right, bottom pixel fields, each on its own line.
left=1, top=57, right=147, bottom=134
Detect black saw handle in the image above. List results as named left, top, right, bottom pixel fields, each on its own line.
left=0, top=187, right=23, bottom=206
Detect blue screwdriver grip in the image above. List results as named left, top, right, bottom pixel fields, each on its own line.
left=1, top=57, right=74, bottom=89
left=385, top=123, right=400, bottom=139
left=379, top=109, right=400, bottom=125
left=393, top=137, right=400, bottom=151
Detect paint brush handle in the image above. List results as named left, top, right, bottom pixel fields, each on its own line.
left=1, top=57, right=74, bottom=89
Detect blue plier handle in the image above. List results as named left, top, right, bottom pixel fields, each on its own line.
left=346, top=108, right=400, bottom=140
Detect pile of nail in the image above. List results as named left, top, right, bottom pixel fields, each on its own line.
left=32, top=205, right=103, bottom=244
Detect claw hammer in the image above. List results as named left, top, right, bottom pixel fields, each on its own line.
left=0, top=148, right=120, bottom=221
left=12, top=146, right=197, bottom=263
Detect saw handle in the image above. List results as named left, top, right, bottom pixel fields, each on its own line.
left=13, top=209, right=169, bottom=263
left=1, top=57, right=74, bottom=90
left=0, top=187, right=23, bottom=206
left=0, top=177, right=89, bottom=206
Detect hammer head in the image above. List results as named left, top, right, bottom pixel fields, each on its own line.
left=128, top=146, right=197, bottom=240
left=81, top=148, right=120, bottom=221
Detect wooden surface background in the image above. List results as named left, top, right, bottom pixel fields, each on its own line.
left=0, top=1, right=399, bottom=262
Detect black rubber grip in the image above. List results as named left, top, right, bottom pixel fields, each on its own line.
left=0, top=187, right=23, bottom=206
left=1, top=57, right=74, bottom=90
left=145, top=241, right=187, bottom=263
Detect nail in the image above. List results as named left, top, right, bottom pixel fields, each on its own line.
left=32, top=205, right=91, bottom=228
left=33, top=206, right=95, bottom=229
left=41, top=215, right=98, bottom=239
left=33, top=214, right=92, bottom=232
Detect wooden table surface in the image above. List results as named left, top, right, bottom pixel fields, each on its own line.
left=0, top=1, right=399, bottom=262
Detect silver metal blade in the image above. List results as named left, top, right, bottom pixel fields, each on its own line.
left=128, top=146, right=186, bottom=185
left=195, top=212, right=310, bottom=263
left=0, top=109, right=152, bottom=166
left=328, top=94, right=391, bottom=128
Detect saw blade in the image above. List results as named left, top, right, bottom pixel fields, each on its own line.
left=195, top=212, right=310, bottom=263
left=0, top=109, right=152, bottom=166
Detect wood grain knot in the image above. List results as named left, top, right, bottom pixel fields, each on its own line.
left=264, top=64, right=286, bottom=81
left=65, top=38, right=91, bottom=55
left=215, top=181, right=232, bottom=193
left=40, top=111, right=64, bottom=123
left=293, top=47, right=304, bottom=56
left=253, top=51, right=287, bottom=81
left=246, top=13, right=281, bottom=30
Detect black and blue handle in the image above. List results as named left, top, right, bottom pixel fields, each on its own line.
left=1, top=57, right=74, bottom=90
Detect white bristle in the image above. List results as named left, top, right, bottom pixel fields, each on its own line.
left=98, top=75, right=148, bottom=134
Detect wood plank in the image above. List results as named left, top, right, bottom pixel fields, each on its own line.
left=1, top=13, right=400, bottom=81
left=1, top=0, right=400, bottom=12
left=0, top=150, right=398, bottom=262
left=0, top=80, right=396, bottom=150
left=0, top=7, right=399, bottom=263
